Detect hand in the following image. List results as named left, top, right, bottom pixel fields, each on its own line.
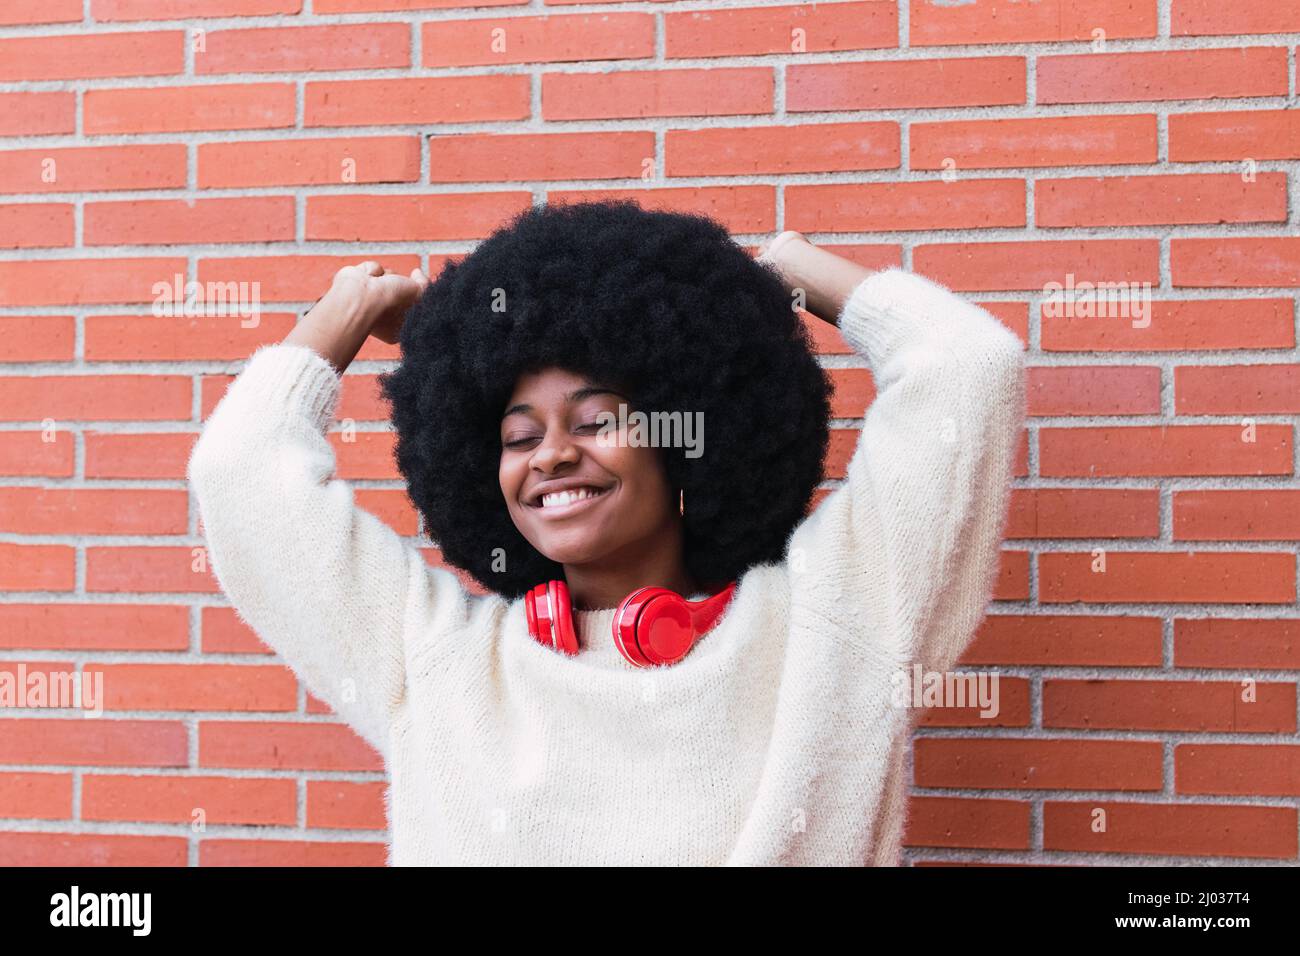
left=757, top=232, right=872, bottom=326
left=316, top=261, right=431, bottom=345
left=756, top=230, right=808, bottom=285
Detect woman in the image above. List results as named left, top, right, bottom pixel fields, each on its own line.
left=187, top=200, right=1026, bottom=865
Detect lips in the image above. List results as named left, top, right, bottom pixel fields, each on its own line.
left=539, top=486, right=606, bottom=509
left=524, top=479, right=612, bottom=507
left=525, top=484, right=612, bottom=517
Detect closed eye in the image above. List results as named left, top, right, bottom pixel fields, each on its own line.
left=502, top=422, right=603, bottom=449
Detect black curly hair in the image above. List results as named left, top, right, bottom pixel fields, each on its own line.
left=377, top=199, right=833, bottom=600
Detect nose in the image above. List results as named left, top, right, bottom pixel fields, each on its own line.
left=529, top=428, right=580, bottom=473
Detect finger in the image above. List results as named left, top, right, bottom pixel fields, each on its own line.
left=411, top=267, right=430, bottom=289
left=357, top=260, right=382, bottom=275
left=375, top=272, right=419, bottom=300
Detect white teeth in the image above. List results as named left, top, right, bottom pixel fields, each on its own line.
left=539, top=487, right=605, bottom=508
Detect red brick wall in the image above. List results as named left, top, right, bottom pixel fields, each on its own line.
left=0, top=0, right=1296, bottom=865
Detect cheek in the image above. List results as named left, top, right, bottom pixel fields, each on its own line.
left=605, top=444, right=668, bottom=499
left=498, top=455, right=519, bottom=501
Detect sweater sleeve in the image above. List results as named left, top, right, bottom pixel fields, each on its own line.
left=791, top=267, right=1026, bottom=678
left=186, top=341, right=463, bottom=760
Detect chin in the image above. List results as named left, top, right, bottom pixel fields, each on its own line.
left=533, top=535, right=606, bottom=566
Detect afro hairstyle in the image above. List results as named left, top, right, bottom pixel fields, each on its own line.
left=377, top=199, right=833, bottom=600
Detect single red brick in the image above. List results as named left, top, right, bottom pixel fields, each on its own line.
left=913, top=239, right=1158, bottom=291
left=306, top=75, right=529, bottom=127
left=0, top=832, right=186, bottom=866
left=199, top=721, right=383, bottom=772
left=1038, top=47, right=1287, bottom=103
left=1044, top=679, right=1296, bottom=732
left=1044, top=800, right=1297, bottom=859
left=0, top=488, right=188, bottom=535
left=0, top=0, right=81, bottom=24
left=1171, top=109, right=1300, bottom=161
left=430, top=129, right=653, bottom=183
left=965, top=614, right=1164, bottom=667
left=669, top=122, right=899, bottom=177
left=1176, top=744, right=1300, bottom=796
left=1173, top=0, right=1300, bottom=36
left=93, top=0, right=302, bottom=19
left=911, top=115, right=1158, bottom=169
left=87, top=545, right=222, bottom=594
left=423, top=12, right=653, bottom=67
left=195, top=23, right=409, bottom=74
left=86, top=83, right=295, bottom=134
left=788, top=179, right=1023, bottom=232
left=1175, top=618, right=1300, bottom=670
left=307, top=779, right=388, bottom=830
left=1005, top=488, right=1160, bottom=539
left=543, top=67, right=772, bottom=120
left=1027, top=365, right=1161, bottom=416
left=0, top=203, right=74, bottom=249
left=1042, top=297, right=1294, bottom=351
left=0, top=604, right=187, bottom=651
left=0, top=92, right=76, bottom=136
left=789, top=57, right=1024, bottom=111
left=0, top=145, right=186, bottom=195
left=306, top=192, right=532, bottom=241
left=666, top=2, right=896, bottom=58
left=0, top=718, right=187, bottom=766
left=0, top=424, right=75, bottom=474
left=87, top=663, right=297, bottom=712
left=910, top=0, right=1157, bottom=46
left=0, top=772, right=72, bottom=819
left=904, top=796, right=1031, bottom=850
left=85, top=196, right=295, bottom=246
left=82, top=774, right=296, bottom=825
left=1175, top=363, right=1300, bottom=413
left=1039, top=424, right=1292, bottom=477
left=1037, top=172, right=1287, bottom=227
left=0, top=31, right=184, bottom=81
left=1173, top=489, right=1300, bottom=541
left=200, top=839, right=386, bottom=866
left=1173, top=236, right=1300, bottom=286
left=915, top=737, right=1163, bottom=790
left=1039, top=550, right=1295, bottom=604
left=200, top=136, right=420, bottom=187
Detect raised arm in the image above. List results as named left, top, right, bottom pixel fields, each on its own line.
left=766, top=235, right=1025, bottom=678
left=186, top=262, right=468, bottom=760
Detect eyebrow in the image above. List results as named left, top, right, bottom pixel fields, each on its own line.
left=501, top=386, right=628, bottom=421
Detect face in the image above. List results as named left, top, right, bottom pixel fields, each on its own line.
left=499, top=366, right=677, bottom=567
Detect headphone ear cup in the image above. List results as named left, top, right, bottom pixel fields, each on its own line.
left=548, top=579, right=578, bottom=655
left=615, top=589, right=695, bottom=667
left=641, top=593, right=697, bottom=666
left=526, top=580, right=578, bottom=655
left=525, top=584, right=540, bottom=641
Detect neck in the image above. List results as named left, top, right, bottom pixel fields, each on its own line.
left=562, top=517, right=698, bottom=610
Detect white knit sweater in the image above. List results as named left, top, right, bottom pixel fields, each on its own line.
left=186, top=266, right=1026, bottom=866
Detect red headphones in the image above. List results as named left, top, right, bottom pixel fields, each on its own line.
left=525, top=579, right=737, bottom=667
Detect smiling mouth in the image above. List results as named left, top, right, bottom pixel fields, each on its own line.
left=527, top=486, right=611, bottom=516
